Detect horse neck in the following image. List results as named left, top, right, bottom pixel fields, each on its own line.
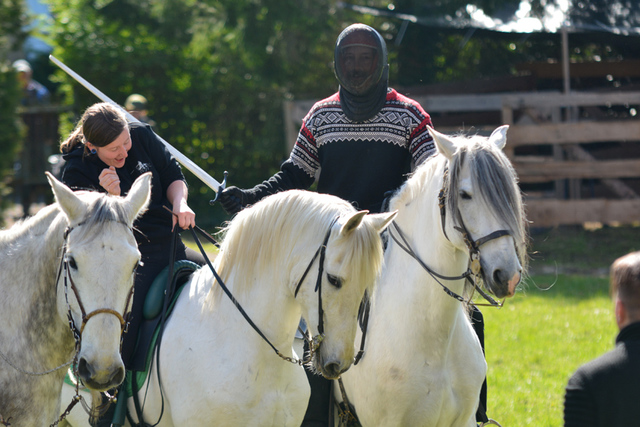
left=206, top=260, right=302, bottom=354
left=0, top=208, right=76, bottom=372
left=380, top=163, right=470, bottom=340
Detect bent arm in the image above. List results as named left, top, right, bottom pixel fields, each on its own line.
left=167, top=180, right=195, bottom=230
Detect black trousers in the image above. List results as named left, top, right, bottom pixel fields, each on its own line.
left=92, top=237, right=206, bottom=427
left=121, top=238, right=206, bottom=370
left=301, top=341, right=333, bottom=427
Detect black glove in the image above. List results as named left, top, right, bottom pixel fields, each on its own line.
left=218, top=186, right=248, bottom=215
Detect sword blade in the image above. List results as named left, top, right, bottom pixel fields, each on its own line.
left=49, top=55, right=221, bottom=192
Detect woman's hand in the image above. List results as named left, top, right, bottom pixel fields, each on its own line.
left=172, top=199, right=196, bottom=230
left=98, top=166, right=121, bottom=196
left=167, top=180, right=196, bottom=230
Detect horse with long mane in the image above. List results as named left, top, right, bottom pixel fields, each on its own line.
left=106, top=189, right=395, bottom=426
left=0, top=172, right=151, bottom=427
left=336, top=125, right=528, bottom=426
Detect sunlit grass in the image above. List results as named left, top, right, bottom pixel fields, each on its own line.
left=182, top=231, right=219, bottom=260
left=483, top=274, right=616, bottom=426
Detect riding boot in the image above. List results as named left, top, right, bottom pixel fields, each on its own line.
left=301, top=340, right=332, bottom=427
left=470, top=305, right=489, bottom=424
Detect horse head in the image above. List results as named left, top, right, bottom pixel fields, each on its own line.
left=299, top=208, right=396, bottom=379
left=47, top=172, right=151, bottom=391
left=428, top=126, right=528, bottom=299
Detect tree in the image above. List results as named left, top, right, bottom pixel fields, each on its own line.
left=46, top=0, right=386, bottom=226
left=0, top=0, right=28, bottom=225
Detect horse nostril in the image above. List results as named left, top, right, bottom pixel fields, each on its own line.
left=110, top=366, right=125, bottom=386
left=493, top=269, right=510, bottom=287
left=323, top=361, right=343, bottom=379
left=77, top=357, right=94, bottom=381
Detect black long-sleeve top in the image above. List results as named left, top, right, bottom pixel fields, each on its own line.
left=61, top=122, right=185, bottom=247
left=564, top=321, right=640, bottom=426
left=244, top=89, right=435, bottom=213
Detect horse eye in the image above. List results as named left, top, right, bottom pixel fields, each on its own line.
left=460, top=191, right=472, bottom=200
left=327, top=274, right=342, bottom=289
left=67, top=256, right=78, bottom=270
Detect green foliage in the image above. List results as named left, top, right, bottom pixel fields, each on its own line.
left=0, top=71, right=23, bottom=222
left=46, top=0, right=381, bottom=227
left=0, top=0, right=28, bottom=51
left=0, top=0, right=28, bottom=225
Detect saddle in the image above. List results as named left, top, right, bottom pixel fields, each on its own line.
left=112, top=259, right=200, bottom=427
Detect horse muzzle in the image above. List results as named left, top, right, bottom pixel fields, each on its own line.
left=487, top=268, right=521, bottom=298
left=312, top=349, right=353, bottom=380
left=77, top=356, right=126, bottom=391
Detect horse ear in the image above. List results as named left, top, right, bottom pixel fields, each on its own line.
left=366, top=210, right=398, bottom=234
left=46, top=171, right=87, bottom=222
left=489, top=125, right=509, bottom=150
left=122, top=172, right=152, bottom=226
left=340, top=210, right=369, bottom=237
left=428, top=126, right=456, bottom=160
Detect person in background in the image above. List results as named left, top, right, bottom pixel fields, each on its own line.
left=218, top=23, right=447, bottom=427
left=60, top=102, right=205, bottom=426
left=563, top=251, right=640, bottom=426
left=125, top=93, right=156, bottom=127
left=12, top=59, right=50, bottom=105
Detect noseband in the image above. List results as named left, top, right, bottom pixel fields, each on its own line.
left=390, top=167, right=510, bottom=307
left=56, top=221, right=135, bottom=351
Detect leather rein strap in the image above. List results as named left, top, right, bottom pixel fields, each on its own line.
left=58, top=222, right=135, bottom=350
left=188, top=216, right=339, bottom=365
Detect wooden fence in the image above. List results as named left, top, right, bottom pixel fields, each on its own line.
left=285, top=91, right=640, bottom=228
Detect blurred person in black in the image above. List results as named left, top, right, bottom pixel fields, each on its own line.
left=564, top=250, right=640, bottom=426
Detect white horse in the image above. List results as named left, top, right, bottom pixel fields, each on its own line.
left=0, top=172, right=151, bottom=427
left=102, top=189, right=395, bottom=427
left=336, top=126, right=528, bottom=427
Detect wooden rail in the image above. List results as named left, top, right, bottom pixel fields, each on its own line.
left=285, top=91, right=640, bottom=228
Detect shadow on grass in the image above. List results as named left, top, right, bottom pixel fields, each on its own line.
left=529, top=224, right=640, bottom=272
left=520, top=273, right=610, bottom=301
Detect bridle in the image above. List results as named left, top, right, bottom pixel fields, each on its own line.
left=338, top=167, right=516, bottom=426
left=56, top=221, right=136, bottom=353
left=188, top=216, right=340, bottom=366
left=392, top=166, right=510, bottom=307
left=0, top=219, right=137, bottom=427
left=293, top=216, right=339, bottom=338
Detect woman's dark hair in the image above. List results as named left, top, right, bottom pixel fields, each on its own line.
left=60, top=103, right=128, bottom=154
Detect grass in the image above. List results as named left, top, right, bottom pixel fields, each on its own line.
left=181, top=228, right=220, bottom=259
left=484, top=274, right=615, bottom=426
left=481, top=224, right=640, bottom=426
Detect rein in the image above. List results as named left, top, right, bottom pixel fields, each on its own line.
left=436, top=167, right=508, bottom=307
left=188, top=216, right=339, bottom=365
left=59, top=221, right=136, bottom=356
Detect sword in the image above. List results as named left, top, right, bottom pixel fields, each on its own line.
left=49, top=54, right=224, bottom=193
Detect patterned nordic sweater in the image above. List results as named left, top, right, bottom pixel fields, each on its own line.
left=246, top=88, right=435, bottom=213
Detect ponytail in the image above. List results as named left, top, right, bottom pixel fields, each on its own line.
left=60, top=122, right=84, bottom=154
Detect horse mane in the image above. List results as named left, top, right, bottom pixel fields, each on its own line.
left=211, top=190, right=384, bottom=301
left=389, top=132, right=529, bottom=295
left=0, top=191, right=132, bottom=258
left=446, top=134, right=528, bottom=273
left=69, top=192, right=133, bottom=243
